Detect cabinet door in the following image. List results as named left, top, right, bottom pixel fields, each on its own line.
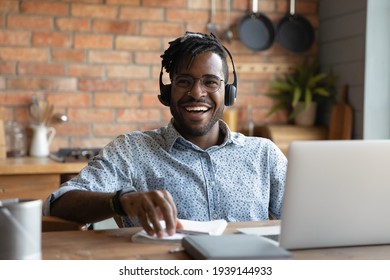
left=0, top=174, right=60, bottom=202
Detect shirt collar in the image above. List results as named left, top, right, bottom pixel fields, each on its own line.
left=162, top=119, right=244, bottom=153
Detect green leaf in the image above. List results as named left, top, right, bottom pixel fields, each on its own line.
left=313, top=88, right=331, bottom=97
left=304, top=88, right=312, bottom=109
left=292, top=86, right=301, bottom=107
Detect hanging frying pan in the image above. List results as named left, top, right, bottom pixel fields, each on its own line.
left=238, top=0, right=275, bottom=51
left=277, top=0, right=314, bottom=53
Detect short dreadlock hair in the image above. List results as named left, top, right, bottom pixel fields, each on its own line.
left=161, top=32, right=229, bottom=82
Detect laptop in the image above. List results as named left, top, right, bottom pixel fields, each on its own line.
left=278, top=140, right=390, bottom=250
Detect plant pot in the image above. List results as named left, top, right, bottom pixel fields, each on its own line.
left=293, top=102, right=317, bottom=126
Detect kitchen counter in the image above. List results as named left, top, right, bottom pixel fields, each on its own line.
left=0, top=157, right=87, bottom=202
left=241, top=125, right=328, bottom=155
left=0, top=156, right=87, bottom=175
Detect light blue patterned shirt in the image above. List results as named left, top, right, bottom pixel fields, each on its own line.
left=44, top=120, right=287, bottom=227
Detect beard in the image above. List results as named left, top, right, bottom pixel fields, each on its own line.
left=170, top=102, right=224, bottom=137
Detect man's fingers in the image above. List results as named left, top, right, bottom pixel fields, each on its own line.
left=121, top=190, right=179, bottom=237
left=159, top=191, right=178, bottom=235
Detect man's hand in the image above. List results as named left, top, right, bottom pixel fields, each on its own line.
left=119, top=190, right=183, bottom=238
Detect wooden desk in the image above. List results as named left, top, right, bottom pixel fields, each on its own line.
left=42, top=221, right=390, bottom=260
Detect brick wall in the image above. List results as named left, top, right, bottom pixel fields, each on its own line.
left=0, top=0, right=318, bottom=151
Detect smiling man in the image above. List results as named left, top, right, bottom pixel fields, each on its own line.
left=44, top=32, right=287, bottom=238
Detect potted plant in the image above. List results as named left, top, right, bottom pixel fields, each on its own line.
left=266, top=59, right=338, bottom=126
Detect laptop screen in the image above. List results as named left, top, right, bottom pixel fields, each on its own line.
left=279, top=140, right=390, bottom=250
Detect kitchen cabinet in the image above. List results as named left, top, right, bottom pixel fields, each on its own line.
left=0, top=157, right=86, bottom=202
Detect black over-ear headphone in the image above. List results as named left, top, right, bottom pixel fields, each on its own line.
left=158, top=46, right=238, bottom=107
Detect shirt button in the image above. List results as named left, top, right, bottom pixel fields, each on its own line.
left=213, top=213, right=218, bottom=219
left=210, top=181, right=215, bottom=187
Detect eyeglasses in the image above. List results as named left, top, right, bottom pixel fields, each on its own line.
left=172, top=74, right=224, bottom=93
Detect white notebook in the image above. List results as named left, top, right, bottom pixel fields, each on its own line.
left=131, top=219, right=228, bottom=244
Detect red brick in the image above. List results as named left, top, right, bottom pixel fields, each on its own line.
left=88, top=50, right=132, bottom=64
left=94, top=92, right=139, bottom=108
left=0, top=76, right=5, bottom=90
left=142, top=0, right=185, bottom=8
left=69, top=0, right=104, bottom=4
left=141, top=22, right=183, bottom=36
left=7, top=77, right=77, bottom=91
left=139, top=122, right=165, bottom=131
left=141, top=93, right=164, bottom=108
left=7, top=15, right=53, bottom=30
left=93, top=20, right=137, bottom=34
left=127, top=80, right=158, bottom=92
left=18, top=63, right=66, bottom=76
left=46, top=92, right=91, bottom=107
left=0, top=92, right=33, bottom=106
left=0, top=1, right=19, bottom=13
left=78, top=79, right=125, bottom=92
left=167, top=9, right=208, bottom=23
left=69, top=65, right=103, bottom=78
left=296, top=1, right=318, bottom=15
left=14, top=108, right=31, bottom=124
left=161, top=108, right=171, bottom=123
left=56, top=18, right=90, bottom=32
left=116, top=36, right=161, bottom=51
left=32, top=32, right=71, bottom=47
left=49, top=138, right=68, bottom=152
left=52, top=49, right=85, bottom=63
left=0, top=31, right=30, bottom=46
left=0, top=47, right=48, bottom=62
left=0, top=62, right=16, bottom=74
left=188, top=0, right=210, bottom=9
left=107, top=0, right=139, bottom=5
left=74, top=34, right=113, bottom=49
left=134, top=51, right=162, bottom=65
left=54, top=123, right=89, bottom=136
left=106, top=65, right=150, bottom=79
left=56, top=78, right=78, bottom=91
left=71, top=3, right=118, bottom=19
left=117, top=108, right=160, bottom=122
left=119, top=7, right=163, bottom=21
left=93, top=123, right=138, bottom=137
left=68, top=108, right=114, bottom=123
left=21, top=1, right=68, bottom=16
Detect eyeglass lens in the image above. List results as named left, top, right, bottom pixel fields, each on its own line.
left=173, top=75, right=223, bottom=93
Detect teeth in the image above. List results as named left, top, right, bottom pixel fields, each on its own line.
left=185, top=106, right=208, bottom=112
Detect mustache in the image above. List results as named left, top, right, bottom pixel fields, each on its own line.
left=179, top=97, right=212, bottom=106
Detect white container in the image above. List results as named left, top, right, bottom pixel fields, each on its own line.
left=0, top=199, right=42, bottom=260
left=30, top=124, right=56, bottom=157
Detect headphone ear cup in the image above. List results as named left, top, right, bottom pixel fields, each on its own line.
left=224, top=84, right=237, bottom=106
left=158, top=84, right=171, bottom=106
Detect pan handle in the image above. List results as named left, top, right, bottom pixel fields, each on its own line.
left=290, top=0, right=295, bottom=15
left=211, top=0, right=216, bottom=19
left=252, top=0, right=258, bottom=13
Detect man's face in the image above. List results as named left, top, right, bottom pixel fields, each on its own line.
left=169, top=51, right=225, bottom=138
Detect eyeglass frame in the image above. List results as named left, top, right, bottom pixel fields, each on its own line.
left=171, top=74, right=225, bottom=93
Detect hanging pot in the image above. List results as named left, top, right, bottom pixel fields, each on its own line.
left=276, top=0, right=314, bottom=53
left=238, top=0, right=275, bottom=51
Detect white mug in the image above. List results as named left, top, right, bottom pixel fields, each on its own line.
left=0, top=199, right=42, bottom=260
left=30, top=124, right=56, bottom=157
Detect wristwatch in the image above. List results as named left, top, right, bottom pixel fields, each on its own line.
left=110, top=187, right=135, bottom=216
